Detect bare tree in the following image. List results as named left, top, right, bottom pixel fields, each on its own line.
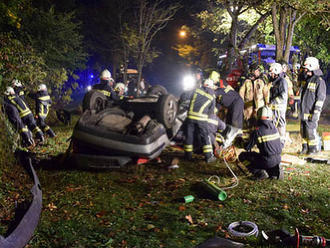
left=130, top=0, right=181, bottom=93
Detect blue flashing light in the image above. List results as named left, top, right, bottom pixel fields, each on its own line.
left=90, top=74, right=94, bottom=79
left=257, top=43, right=266, bottom=48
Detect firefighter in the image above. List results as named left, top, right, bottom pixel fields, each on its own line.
left=214, top=72, right=244, bottom=148
left=281, top=62, right=295, bottom=114
left=184, top=78, right=217, bottom=163
left=114, top=83, right=127, bottom=97
left=299, top=57, right=326, bottom=154
left=3, top=87, right=34, bottom=147
left=12, top=79, right=26, bottom=101
left=238, top=106, right=283, bottom=180
left=92, top=69, right=120, bottom=101
left=239, top=63, right=269, bottom=131
left=4, top=86, right=44, bottom=142
left=28, top=84, right=56, bottom=137
left=268, top=62, right=288, bottom=147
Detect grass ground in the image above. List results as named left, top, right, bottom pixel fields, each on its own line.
left=1, top=116, right=329, bottom=248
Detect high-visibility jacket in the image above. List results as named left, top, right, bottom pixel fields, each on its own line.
left=269, top=76, right=288, bottom=111
left=92, top=81, right=120, bottom=101
left=239, top=77, right=268, bottom=120
left=299, top=69, right=326, bottom=121
left=29, top=91, right=52, bottom=118
left=246, top=120, right=282, bottom=158
left=187, top=86, right=215, bottom=122
left=5, top=94, right=32, bottom=118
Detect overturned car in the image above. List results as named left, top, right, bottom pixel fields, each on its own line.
left=71, top=86, right=184, bottom=168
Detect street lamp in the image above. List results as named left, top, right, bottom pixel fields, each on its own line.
left=179, top=30, right=186, bottom=38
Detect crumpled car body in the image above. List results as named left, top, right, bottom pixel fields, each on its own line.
left=71, top=88, right=183, bottom=168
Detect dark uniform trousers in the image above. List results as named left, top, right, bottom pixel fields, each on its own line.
left=239, top=120, right=282, bottom=177
left=184, top=87, right=215, bottom=161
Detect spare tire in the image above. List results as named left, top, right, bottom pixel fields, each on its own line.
left=155, top=94, right=177, bottom=129
left=82, top=90, right=107, bottom=112
left=147, top=85, right=168, bottom=96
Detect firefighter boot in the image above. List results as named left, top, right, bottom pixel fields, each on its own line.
left=46, top=128, right=56, bottom=138
left=307, top=146, right=318, bottom=155
left=298, top=144, right=308, bottom=155
left=252, top=169, right=269, bottom=180
left=21, top=132, right=34, bottom=147
left=206, top=156, right=217, bottom=164
left=267, top=165, right=284, bottom=180
left=36, top=131, right=45, bottom=143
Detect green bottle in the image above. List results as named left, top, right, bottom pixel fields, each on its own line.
left=200, top=179, right=227, bottom=201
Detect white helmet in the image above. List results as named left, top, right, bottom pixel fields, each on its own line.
left=303, top=57, right=319, bottom=71
left=115, top=83, right=126, bottom=92
left=12, top=79, right=22, bottom=87
left=38, top=84, right=47, bottom=91
left=203, top=79, right=214, bottom=88
left=100, top=69, right=111, bottom=80
left=269, top=63, right=283, bottom=75
left=258, top=106, right=273, bottom=120
left=4, top=86, right=15, bottom=95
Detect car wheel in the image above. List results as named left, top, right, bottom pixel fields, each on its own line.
left=82, top=90, right=107, bottom=112
left=147, top=85, right=168, bottom=96
left=156, top=94, right=177, bottom=129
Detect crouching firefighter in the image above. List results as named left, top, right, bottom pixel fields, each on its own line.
left=299, top=57, right=326, bottom=155
left=184, top=79, right=217, bottom=163
left=3, top=87, right=34, bottom=147
left=4, top=87, right=44, bottom=143
left=238, top=106, right=283, bottom=180
left=29, top=84, right=56, bottom=137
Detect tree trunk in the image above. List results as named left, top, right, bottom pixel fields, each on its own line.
left=226, top=13, right=239, bottom=72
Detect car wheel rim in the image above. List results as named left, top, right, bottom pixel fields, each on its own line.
left=166, top=99, right=176, bottom=123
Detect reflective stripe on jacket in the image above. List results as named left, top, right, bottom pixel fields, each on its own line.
left=187, top=87, right=215, bottom=122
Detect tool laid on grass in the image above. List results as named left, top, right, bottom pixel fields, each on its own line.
left=261, top=228, right=329, bottom=247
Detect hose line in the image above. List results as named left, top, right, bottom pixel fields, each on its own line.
left=228, top=221, right=259, bottom=237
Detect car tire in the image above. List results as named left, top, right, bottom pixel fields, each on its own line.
left=147, top=85, right=168, bottom=96
left=82, top=90, right=107, bottom=112
left=155, top=94, right=177, bottom=129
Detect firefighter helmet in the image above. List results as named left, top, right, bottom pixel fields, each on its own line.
left=269, top=63, right=283, bottom=75
left=303, top=57, right=319, bottom=71
left=4, top=86, right=15, bottom=95
left=115, top=83, right=126, bottom=92
left=209, top=71, right=220, bottom=83
left=38, top=84, right=47, bottom=91
left=258, top=106, right=273, bottom=120
left=12, top=79, right=22, bottom=87
left=203, top=79, right=214, bottom=89
left=100, top=69, right=111, bottom=80
left=250, top=63, right=264, bottom=73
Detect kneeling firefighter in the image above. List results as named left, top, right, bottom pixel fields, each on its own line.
left=184, top=78, right=217, bottom=163
left=238, top=106, right=283, bottom=180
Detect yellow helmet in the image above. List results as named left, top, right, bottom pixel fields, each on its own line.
left=209, top=71, right=220, bottom=83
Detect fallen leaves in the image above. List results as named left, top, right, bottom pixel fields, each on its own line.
left=185, top=214, right=193, bottom=224
left=47, top=202, right=57, bottom=211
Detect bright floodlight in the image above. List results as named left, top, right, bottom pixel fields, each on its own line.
left=86, top=85, right=92, bottom=91
left=182, top=75, right=196, bottom=91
